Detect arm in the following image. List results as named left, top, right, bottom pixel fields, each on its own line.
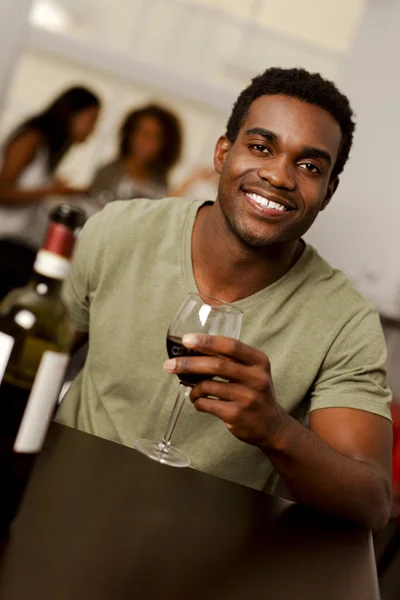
left=164, top=334, right=392, bottom=532
left=61, top=206, right=112, bottom=336
left=0, top=130, right=85, bottom=205
left=168, top=167, right=217, bottom=197
left=263, top=407, right=392, bottom=533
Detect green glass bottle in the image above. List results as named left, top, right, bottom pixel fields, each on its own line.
left=0, top=203, right=85, bottom=529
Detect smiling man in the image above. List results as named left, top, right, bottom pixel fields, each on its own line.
left=57, top=68, right=392, bottom=531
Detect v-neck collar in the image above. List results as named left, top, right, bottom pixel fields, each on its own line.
left=180, top=199, right=316, bottom=311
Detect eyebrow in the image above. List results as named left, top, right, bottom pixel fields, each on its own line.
left=301, top=146, right=332, bottom=166
left=245, top=127, right=278, bottom=144
left=245, top=127, right=332, bottom=166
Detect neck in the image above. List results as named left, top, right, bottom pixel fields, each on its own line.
left=123, top=157, right=152, bottom=182
left=192, top=201, right=302, bottom=303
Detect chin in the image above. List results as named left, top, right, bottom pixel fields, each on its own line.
left=242, top=234, right=287, bottom=248
left=230, top=225, right=279, bottom=248
left=230, top=219, right=290, bottom=248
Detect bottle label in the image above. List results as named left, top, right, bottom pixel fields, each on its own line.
left=14, top=351, right=69, bottom=453
left=0, top=331, right=14, bottom=382
left=33, top=250, right=71, bottom=280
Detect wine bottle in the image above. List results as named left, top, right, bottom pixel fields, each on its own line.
left=0, top=203, right=85, bottom=530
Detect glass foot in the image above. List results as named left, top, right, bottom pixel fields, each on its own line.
left=134, top=438, right=190, bottom=468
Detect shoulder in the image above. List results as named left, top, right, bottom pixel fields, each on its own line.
left=73, top=197, right=203, bottom=295
left=4, top=128, right=44, bottom=154
left=294, top=244, right=386, bottom=355
left=303, top=248, right=391, bottom=419
left=95, top=196, right=201, bottom=229
left=304, top=244, right=373, bottom=318
left=82, top=197, right=202, bottom=251
left=17, top=128, right=43, bottom=142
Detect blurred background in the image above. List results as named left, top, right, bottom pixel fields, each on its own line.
left=1, top=0, right=366, bottom=188
left=1, top=0, right=399, bottom=380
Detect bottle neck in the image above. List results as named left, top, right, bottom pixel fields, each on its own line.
left=32, top=220, right=76, bottom=281
left=33, top=249, right=71, bottom=281
left=28, top=272, right=64, bottom=296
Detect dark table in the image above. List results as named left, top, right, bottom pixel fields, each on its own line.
left=0, top=423, right=379, bottom=600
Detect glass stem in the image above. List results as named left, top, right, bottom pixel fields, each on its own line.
left=159, top=384, right=190, bottom=453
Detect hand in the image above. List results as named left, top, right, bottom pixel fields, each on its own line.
left=169, top=167, right=218, bottom=197
left=188, top=167, right=217, bottom=183
left=163, top=333, right=286, bottom=449
left=44, top=179, right=88, bottom=197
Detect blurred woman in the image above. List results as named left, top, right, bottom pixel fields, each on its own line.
left=0, top=85, right=101, bottom=299
left=91, top=103, right=182, bottom=203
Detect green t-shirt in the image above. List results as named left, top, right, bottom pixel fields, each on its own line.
left=56, top=198, right=392, bottom=492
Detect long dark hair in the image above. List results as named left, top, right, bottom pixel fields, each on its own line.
left=118, top=103, right=183, bottom=183
left=10, top=86, right=101, bottom=173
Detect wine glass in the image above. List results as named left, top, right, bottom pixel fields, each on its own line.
left=134, top=293, right=242, bottom=467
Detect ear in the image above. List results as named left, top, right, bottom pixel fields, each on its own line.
left=214, top=136, right=231, bottom=174
left=321, top=176, right=339, bottom=211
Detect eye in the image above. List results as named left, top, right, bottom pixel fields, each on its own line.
left=299, top=162, right=321, bottom=174
left=249, top=143, right=271, bottom=155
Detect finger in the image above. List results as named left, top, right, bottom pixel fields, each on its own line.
left=182, top=333, right=269, bottom=368
left=191, top=379, right=255, bottom=404
left=192, top=396, right=240, bottom=424
left=164, top=355, right=250, bottom=384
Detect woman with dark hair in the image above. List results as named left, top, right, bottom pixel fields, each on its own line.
left=0, top=85, right=101, bottom=299
left=91, top=103, right=182, bottom=202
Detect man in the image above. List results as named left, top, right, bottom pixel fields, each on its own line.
left=57, top=68, right=392, bottom=532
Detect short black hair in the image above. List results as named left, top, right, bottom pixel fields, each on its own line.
left=119, top=103, right=183, bottom=183
left=226, top=67, right=355, bottom=179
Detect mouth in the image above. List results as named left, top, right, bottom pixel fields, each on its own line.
left=243, top=190, right=295, bottom=218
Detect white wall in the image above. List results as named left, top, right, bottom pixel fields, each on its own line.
left=0, top=0, right=32, bottom=114
left=306, top=0, right=400, bottom=318
left=259, top=0, right=365, bottom=52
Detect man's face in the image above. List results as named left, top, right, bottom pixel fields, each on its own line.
left=214, top=94, right=342, bottom=248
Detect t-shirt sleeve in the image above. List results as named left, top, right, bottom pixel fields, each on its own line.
left=309, top=306, right=392, bottom=421
left=62, top=208, right=108, bottom=332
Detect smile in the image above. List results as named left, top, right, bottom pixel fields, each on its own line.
left=243, top=190, right=295, bottom=219
left=247, top=192, right=287, bottom=212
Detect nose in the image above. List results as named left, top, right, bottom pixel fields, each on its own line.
left=257, top=157, right=296, bottom=191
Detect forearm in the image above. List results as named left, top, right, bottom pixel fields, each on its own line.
left=168, top=170, right=207, bottom=197
left=263, top=413, right=392, bottom=532
left=168, top=180, right=193, bottom=197
left=0, top=184, right=49, bottom=205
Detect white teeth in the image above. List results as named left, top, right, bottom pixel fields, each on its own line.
left=247, top=193, right=286, bottom=212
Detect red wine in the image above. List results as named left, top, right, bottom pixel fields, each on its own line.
left=166, top=335, right=210, bottom=387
